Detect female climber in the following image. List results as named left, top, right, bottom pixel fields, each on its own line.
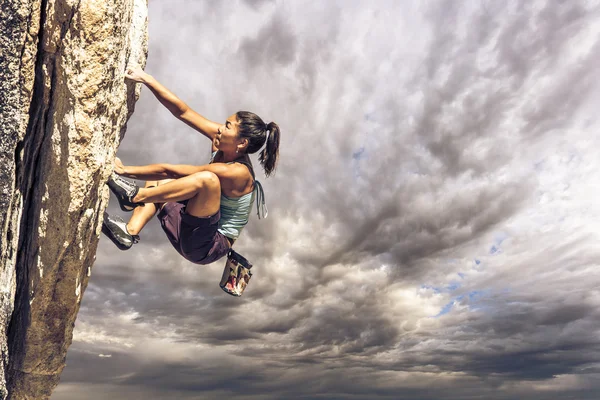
left=101, top=65, right=280, bottom=265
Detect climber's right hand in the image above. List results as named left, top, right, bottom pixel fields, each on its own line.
left=114, top=157, right=126, bottom=175
left=125, top=64, right=147, bottom=83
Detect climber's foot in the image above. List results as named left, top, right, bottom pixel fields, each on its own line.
left=108, top=173, right=143, bottom=212
left=102, top=212, right=139, bottom=250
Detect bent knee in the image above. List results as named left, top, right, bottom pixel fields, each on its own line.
left=191, top=171, right=220, bottom=191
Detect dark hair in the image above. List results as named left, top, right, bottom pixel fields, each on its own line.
left=236, top=111, right=280, bottom=177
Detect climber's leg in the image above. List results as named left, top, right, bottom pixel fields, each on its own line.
left=102, top=213, right=139, bottom=250
left=133, top=172, right=221, bottom=218
left=102, top=179, right=172, bottom=250
left=155, top=172, right=228, bottom=264
left=126, top=179, right=173, bottom=235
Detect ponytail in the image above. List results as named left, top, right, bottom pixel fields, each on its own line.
left=259, top=122, right=280, bottom=177
left=236, top=111, right=281, bottom=177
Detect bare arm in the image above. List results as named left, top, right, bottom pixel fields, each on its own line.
left=125, top=65, right=220, bottom=143
left=118, top=163, right=201, bottom=181
left=118, top=159, right=240, bottom=183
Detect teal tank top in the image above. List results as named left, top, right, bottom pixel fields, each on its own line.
left=211, top=152, right=267, bottom=240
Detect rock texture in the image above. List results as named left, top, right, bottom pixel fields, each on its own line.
left=0, top=0, right=148, bottom=398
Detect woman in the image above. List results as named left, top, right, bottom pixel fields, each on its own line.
left=102, top=66, right=280, bottom=265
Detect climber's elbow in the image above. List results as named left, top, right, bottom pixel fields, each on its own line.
left=171, top=101, right=189, bottom=118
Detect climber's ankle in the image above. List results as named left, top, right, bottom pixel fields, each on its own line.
left=126, top=223, right=139, bottom=236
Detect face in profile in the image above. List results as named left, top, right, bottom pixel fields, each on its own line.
left=214, top=114, right=244, bottom=153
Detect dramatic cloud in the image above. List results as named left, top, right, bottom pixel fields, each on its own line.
left=53, top=1, right=600, bottom=399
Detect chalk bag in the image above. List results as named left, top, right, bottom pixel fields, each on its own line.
left=219, top=249, right=253, bottom=297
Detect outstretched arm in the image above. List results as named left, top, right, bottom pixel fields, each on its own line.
left=125, top=65, right=220, bottom=142
left=115, top=157, right=237, bottom=182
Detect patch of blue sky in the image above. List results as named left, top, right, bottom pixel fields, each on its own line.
left=352, top=146, right=366, bottom=179
left=467, top=290, right=485, bottom=301
left=489, top=234, right=508, bottom=255
left=425, top=248, right=499, bottom=317
left=352, top=146, right=366, bottom=161
left=433, top=289, right=490, bottom=317
left=467, top=290, right=494, bottom=312
left=420, top=281, right=462, bottom=294
left=420, top=284, right=442, bottom=294
left=474, top=235, right=508, bottom=266
left=351, top=112, right=375, bottom=180
left=435, top=300, right=455, bottom=317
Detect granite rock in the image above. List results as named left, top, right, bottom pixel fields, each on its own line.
left=0, top=0, right=148, bottom=398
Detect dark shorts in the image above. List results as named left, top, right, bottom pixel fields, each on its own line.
left=157, top=202, right=231, bottom=265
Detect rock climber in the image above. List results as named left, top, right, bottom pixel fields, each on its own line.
left=101, top=65, right=279, bottom=265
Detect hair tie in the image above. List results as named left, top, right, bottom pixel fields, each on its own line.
left=264, top=129, right=270, bottom=146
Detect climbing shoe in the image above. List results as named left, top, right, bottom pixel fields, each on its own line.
left=101, top=211, right=139, bottom=250
left=107, top=173, right=143, bottom=212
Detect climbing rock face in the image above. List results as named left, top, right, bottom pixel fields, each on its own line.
left=0, top=0, right=148, bottom=398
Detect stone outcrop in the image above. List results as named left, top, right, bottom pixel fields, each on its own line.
left=0, top=0, right=148, bottom=398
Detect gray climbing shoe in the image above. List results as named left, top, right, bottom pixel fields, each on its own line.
left=102, top=212, right=139, bottom=250
left=107, top=173, right=143, bottom=212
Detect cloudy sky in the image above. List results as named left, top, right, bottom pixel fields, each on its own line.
left=52, top=0, right=600, bottom=399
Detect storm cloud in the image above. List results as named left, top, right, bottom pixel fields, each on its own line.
left=53, top=1, right=600, bottom=399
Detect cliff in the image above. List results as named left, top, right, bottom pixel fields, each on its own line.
left=0, top=0, right=148, bottom=398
